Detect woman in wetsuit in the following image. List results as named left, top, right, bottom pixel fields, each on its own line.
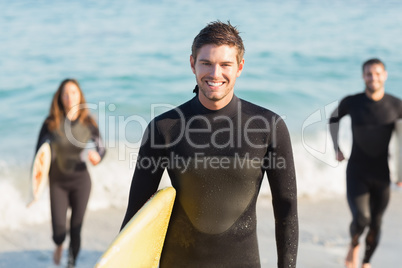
left=35, top=79, right=106, bottom=268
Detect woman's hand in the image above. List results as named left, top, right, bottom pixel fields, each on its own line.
left=88, top=151, right=101, bottom=166
left=336, top=150, right=345, bottom=162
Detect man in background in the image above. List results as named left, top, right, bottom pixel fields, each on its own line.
left=329, top=58, right=402, bottom=268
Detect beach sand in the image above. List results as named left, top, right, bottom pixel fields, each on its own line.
left=1, top=188, right=401, bottom=268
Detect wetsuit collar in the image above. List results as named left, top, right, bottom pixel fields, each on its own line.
left=363, top=91, right=386, bottom=103
left=63, top=116, right=80, bottom=126
left=191, top=94, right=240, bottom=118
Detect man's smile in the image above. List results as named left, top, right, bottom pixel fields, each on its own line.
left=206, top=81, right=225, bottom=87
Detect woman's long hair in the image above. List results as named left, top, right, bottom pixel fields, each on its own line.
left=46, top=78, right=97, bottom=131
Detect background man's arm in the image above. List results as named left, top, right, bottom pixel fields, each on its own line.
left=329, top=98, right=349, bottom=162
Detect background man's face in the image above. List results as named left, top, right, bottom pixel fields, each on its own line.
left=363, top=63, right=388, bottom=93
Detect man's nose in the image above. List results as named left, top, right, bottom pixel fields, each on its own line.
left=210, top=64, right=222, bottom=77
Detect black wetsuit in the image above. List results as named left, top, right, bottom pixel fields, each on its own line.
left=121, top=95, right=298, bottom=267
left=35, top=117, right=106, bottom=265
left=329, top=92, right=402, bottom=263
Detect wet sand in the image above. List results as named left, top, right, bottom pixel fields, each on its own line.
left=1, top=188, right=402, bottom=268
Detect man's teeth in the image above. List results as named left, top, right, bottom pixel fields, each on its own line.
left=207, top=82, right=223, bottom=86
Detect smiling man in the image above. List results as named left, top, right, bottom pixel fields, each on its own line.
left=121, top=21, right=298, bottom=267
left=191, top=43, right=244, bottom=110
left=329, top=59, right=402, bottom=268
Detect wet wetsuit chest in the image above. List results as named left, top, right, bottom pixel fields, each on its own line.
left=168, top=115, right=270, bottom=233
left=155, top=97, right=277, bottom=235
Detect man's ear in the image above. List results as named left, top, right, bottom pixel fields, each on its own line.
left=190, top=55, right=196, bottom=74
left=237, top=58, right=245, bottom=77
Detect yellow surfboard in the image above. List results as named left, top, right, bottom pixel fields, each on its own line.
left=27, top=142, right=51, bottom=207
left=95, top=187, right=176, bottom=268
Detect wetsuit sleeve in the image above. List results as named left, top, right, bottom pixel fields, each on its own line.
left=120, top=120, right=166, bottom=230
left=35, top=120, right=51, bottom=153
left=329, top=97, right=349, bottom=151
left=90, top=124, right=106, bottom=160
left=265, top=116, right=298, bottom=268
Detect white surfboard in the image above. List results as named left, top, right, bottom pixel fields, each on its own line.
left=27, top=142, right=51, bottom=207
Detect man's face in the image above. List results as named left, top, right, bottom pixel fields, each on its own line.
left=363, top=63, right=388, bottom=93
left=190, top=44, right=244, bottom=109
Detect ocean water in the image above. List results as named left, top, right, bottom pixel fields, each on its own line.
left=1, top=0, right=402, bottom=230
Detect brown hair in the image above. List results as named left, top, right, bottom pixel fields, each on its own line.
left=362, top=58, right=386, bottom=72
left=46, top=78, right=96, bottom=131
left=191, top=20, right=245, bottom=65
